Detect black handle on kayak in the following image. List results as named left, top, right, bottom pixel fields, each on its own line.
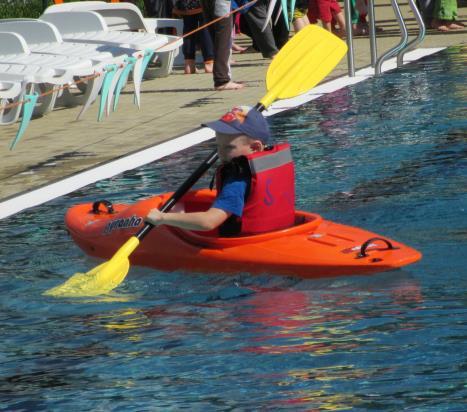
left=357, top=237, right=399, bottom=258
left=92, top=199, right=115, bottom=215
left=137, top=148, right=219, bottom=241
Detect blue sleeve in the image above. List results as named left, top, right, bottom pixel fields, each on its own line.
left=212, top=177, right=248, bottom=217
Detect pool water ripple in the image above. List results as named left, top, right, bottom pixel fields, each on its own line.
left=0, top=46, right=466, bottom=410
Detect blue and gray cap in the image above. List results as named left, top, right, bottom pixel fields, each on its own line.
left=203, top=106, right=272, bottom=145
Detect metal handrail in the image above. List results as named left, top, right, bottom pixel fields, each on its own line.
left=375, top=0, right=408, bottom=75
left=397, top=0, right=426, bottom=66
left=343, top=0, right=355, bottom=77
left=367, top=0, right=377, bottom=67
left=343, top=0, right=426, bottom=77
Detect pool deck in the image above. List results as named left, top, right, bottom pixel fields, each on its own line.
left=0, top=2, right=465, bottom=213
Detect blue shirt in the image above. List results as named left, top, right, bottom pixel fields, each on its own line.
left=212, top=176, right=248, bottom=217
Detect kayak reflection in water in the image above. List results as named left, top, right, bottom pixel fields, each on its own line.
left=146, top=105, right=296, bottom=237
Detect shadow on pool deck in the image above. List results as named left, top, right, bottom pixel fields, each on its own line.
left=0, top=2, right=465, bottom=202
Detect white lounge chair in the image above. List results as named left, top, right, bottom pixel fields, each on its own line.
left=0, top=32, right=85, bottom=118
left=0, top=19, right=144, bottom=118
left=40, top=10, right=169, bottom=107
left=0, top=62, right=74, bottom=149
left=0, top=31, right=94, bottom=75
left=42, top=1, right=182, bottom=77
left=0, top=29, right=126, bottom=122
left=0, top=79, right=23, bottom=126
left=0, top=62, right=73, bottom=116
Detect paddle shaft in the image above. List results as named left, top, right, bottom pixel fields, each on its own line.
left=136, top=104, right=267, bottom=242
left=136, top=148, right=218, bottom=241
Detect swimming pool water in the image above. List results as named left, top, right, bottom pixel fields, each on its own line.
left=0, top=46, right=466, bottom=410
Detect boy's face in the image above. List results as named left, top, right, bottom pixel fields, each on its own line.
left=216, top=132, right=262, bottom=163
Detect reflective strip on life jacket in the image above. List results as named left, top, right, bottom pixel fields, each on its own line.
left=249, top=145, right=293, bottom=172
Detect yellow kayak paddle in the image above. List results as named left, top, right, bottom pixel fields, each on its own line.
left=44, top=25, right=347, bottom=298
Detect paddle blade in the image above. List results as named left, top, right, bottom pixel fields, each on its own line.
left=262, top=25, right=347, bottom=107
left=44, top=236, right=140, bottom=298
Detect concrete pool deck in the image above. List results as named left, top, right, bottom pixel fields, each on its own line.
left=0, top=2, right=465, bottom=218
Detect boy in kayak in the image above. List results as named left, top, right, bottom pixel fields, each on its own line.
left=146, top=106, right=295, bottom=236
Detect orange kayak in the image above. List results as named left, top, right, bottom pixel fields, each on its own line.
left=65, top=189, right=422, bottom=278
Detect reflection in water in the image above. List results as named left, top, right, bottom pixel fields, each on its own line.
left=241, top=278, right=423, bottom=355
left=315, top=87, right=358, bottom=142
left=237, top=278, right=424, bottom=409
left=241, top=289, right=367, bottom=355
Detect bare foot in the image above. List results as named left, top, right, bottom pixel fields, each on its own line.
left=240, top=46, right=259, bottom=54
left=431, top=19, right=450, bottom=32
left=204, top=61, right=213, bottom=74
left=184, top=60, right=201, bottom=74
left=215, top=81, right=245, bottom=91
left=436, top=24, right=450, bottom=32
left=448, top=21, right=465, bottom=30
left=232, top=43, right=247, bottom=53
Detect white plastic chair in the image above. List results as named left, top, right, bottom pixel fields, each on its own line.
left=0, top=32, right=87, bottom=119
left=43, top=1, right=183, bottom=77
left=40, top=11, right=162, bottom=108
left=0, top=19, right=143, bottom=118
left=0, top=63, right=74, bottom=149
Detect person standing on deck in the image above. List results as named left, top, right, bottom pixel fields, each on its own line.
left=173, top=0, right=215, bottom=74
left=201, top=0, right=245, bottom=90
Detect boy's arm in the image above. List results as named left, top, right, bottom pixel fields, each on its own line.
left=147, top=174, right=247, bottom=232
left=146, top=207, right=230, bottom=231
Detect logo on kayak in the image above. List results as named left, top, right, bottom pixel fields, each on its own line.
left=103, top=215, right=143, bottom=235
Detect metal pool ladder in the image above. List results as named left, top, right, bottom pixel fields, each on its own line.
left=343, top=0, right=426, bottom=77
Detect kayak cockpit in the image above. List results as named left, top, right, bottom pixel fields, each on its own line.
left=164, top=189, right=323, bottom=247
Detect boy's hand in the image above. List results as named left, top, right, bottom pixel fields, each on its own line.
left=146, top=208, right=164, bottom=226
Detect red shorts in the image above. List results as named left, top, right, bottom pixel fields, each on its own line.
left=307, top=0, right=342, bottom=23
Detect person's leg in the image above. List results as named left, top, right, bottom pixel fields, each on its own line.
left=307, top=0, right=320, bottom=23
left=293, top=15, right=309, bottom=32
left=244, top=0, right=279, bottom=58
left=329, top=0, right=345, bottom=35
left=435, top=0, right=464, bottom=29
left=435, top=0, right=458, bottom=20
left=272, top=2, right=290, bottom=50
left=232, top=13, right=247, bottom=52
left=238, top=13, right=256, bottom=48
left=213, top=15, right=234, bottom=86
left=293, top=0, right=309, bottom=32
left=347, top=0, right=361, bottom=34
left=182, top=14, right=198, bottom=74
left=333, top=12, right=346, bottom=34
left=432, top=0, right=456, bottom=30
left=196, top=13, right=215, bottom=73
left=417, top=0, right=436, bottom=24
left=316, top=0, right=334, bottom=32
left=201, top=0, right=243, bottom=89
